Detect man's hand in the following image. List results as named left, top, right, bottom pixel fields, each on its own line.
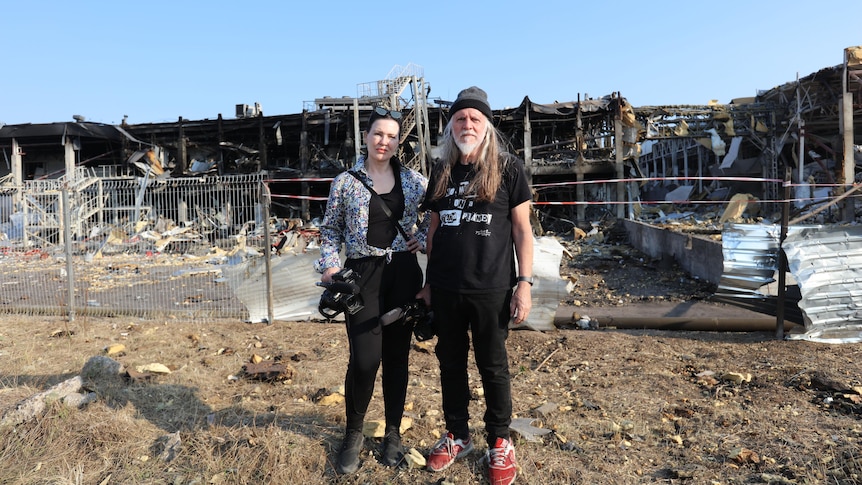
left=509, top=283, right=532, bottom=325
left=416, top=284, right=431, bottom=307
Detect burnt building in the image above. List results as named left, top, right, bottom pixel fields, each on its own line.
left=1, top=52, right=860, bottom=239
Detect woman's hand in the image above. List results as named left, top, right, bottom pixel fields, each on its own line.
left=321, top=267, right=340, bottom=284
left=405, top=236, right=422, bottom=254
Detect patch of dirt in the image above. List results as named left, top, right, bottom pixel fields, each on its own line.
left=1, top=229, right=861, bottom=484
left=559, top=221, right=716, bottom=308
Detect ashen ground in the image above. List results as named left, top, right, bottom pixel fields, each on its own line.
left=0, top=235, right=861, bottom=484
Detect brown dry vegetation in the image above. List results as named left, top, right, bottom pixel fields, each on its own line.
left=2, top=233, right=862, bottom=484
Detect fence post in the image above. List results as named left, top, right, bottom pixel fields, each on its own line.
left=262, top=183, right=274, bottom=324
left=62, top=186, right=76, bottom=322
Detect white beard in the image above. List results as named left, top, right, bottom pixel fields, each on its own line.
left=455, top=138, right=481, bottom=155
left=455, top=128, right=484, bottom=156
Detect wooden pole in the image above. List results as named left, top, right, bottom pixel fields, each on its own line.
left=614, top=95, right=625, bottom=219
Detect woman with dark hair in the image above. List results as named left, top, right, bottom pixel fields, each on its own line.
left=315, top=106, right=428, bottom=474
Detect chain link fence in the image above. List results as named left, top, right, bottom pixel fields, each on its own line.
left=0, top=173, right=274, bottom=321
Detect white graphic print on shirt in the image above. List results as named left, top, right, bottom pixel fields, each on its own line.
left=439, top=181, right=493, bottom=232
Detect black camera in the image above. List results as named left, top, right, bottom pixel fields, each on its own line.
left=404, top=299, right=435, bottom=342
left=317, top=268, right=364, bottom=319
left=379, top=299, right=434, bottom=340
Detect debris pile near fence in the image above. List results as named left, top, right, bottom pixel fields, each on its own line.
left=0, top=173, right=272, bottom=320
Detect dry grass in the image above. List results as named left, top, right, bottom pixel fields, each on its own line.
left=1, top=306, right=862, bottom=484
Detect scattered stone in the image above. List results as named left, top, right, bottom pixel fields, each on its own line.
left=317, top=393, right=343, bottom=407
left=362, top=418, right=413, bottom=438
left=533, top=401, right=558, bottom=419
left=105, top=343, right=126, bottom=357
left=81, top=356, right=125, bottom=386
left=404, top=447, right=426, bottom=469
left=62, top=392, right=97, bottom=408
left=722, top=372, right=752, bottom=384
left=400, top=417, right=413, bottom=434
left=158, top=431, right=182, bottom=462
left=1, top=376, right=84, bottom=427
left=729, top=447, right=760, bottom=464
left=665, top=434, right=683, bottom=446
left=413, top=341, right=434, bottom=354
left=137, top=363, right=172, bottom=375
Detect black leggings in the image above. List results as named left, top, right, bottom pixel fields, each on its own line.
left=343, top=252, right=422, bottom=431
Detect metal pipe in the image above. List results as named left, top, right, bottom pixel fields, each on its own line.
left=588, top=316, right=800, bottom=333
left=554, top=305, right=801, bottom=333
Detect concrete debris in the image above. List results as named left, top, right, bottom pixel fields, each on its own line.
left=363, top=417, right=412, bottom=438
left=62, top=392, right=98, bottom=408
left=1, top=375, right=86, bottom=427
left=136, top=363, right=172, bottom=375
left=105, top=343, right=127, bottom=357
left=316, top=393, right=344, bottom=407
left=404, top=447, right=427, bottom=468
left=720, top=372, right=752, bottom=384
left=157, top=431, right=182, bottom=463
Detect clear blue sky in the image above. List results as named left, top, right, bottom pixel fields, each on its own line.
left=2, top=1, right=859, bottom=126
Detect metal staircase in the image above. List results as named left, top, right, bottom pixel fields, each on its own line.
left=356, top=64, right=434, bottom=175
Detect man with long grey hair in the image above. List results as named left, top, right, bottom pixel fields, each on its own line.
left=418, top=86, right=533, bottom=485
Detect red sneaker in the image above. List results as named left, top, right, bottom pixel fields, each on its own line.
left=426, top=432, right=473, bottom=472
left=486, top=437, right=518, bottom=485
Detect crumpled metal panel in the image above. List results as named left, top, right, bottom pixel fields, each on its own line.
left=222, top=250, right=326, bottom=323
left=783, top=224, right=862, bottom=343
left=717, top=223, right=782, bottom=297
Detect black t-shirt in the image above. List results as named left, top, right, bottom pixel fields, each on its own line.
left=367, top=168, right=404, bottom=249
left=424, top=156, right=532, bottom=293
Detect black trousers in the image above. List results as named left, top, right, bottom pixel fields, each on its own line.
left=431, top=287, right=513, bottom=444
left=342, top=251, right=422, bottom=432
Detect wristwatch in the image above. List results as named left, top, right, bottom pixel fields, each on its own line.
left=517, top=276, right=534, bottom=286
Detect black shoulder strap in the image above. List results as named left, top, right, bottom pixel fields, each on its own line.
left=347, top=170, right=411, bottom=241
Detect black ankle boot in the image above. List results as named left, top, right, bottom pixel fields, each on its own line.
left=336, top=429, right=364, bottom=474
left=380, top=426, right=404, bottom=467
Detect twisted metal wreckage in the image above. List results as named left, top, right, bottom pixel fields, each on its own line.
left=1, top=52, right=861, bottom=340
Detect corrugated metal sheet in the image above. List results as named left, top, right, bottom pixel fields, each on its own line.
left=783, top=224, right=862, bottom=343
left=718, top=223, right=862, bottom=343
left=222, top=245, right=328, bottom=324
left=717, top=223, right=781, bottom=297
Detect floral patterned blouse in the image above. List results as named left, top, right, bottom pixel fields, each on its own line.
left=315, top=157, right=429, bottom=272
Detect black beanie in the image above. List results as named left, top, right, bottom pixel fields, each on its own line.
left=450, top=86, right=493, bottom=121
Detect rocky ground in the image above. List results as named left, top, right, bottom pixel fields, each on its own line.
left=2, top=221, right=861, bottom=484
